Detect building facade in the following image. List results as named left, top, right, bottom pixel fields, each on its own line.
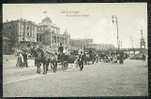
left=3, top=19, right=38, bottom=54
left=88, top=43, right=115, bottom=51
left=3, top=17, right=72, bottom=54
left=70, top=39, right=93, bottom=49
left=38, top=17, right=70, bottom=51
left=18, top=19, right=38, bottom=43
left=3, top=37, right=12, bottom=54
left=3, top=20, right=19, bottom=49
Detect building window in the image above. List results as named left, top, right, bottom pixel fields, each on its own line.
left=27, top=26, right=29, bottom=30
left=27, top=32, right=30, bottom=36
left=54, top=36, right=56, bottom=43
left=9, top=25, right=11, bottom=29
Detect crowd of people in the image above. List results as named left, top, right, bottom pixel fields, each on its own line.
left=16, top=48, right=29, bottom=68
left=15, top=43, right=129, bottom=74
left=98, top=52, right=128, bottom=64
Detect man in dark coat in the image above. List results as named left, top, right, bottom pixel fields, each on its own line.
left=58, top=43, right=64, bottom=62
left=78, top=51, right=85, bottom=71
left=22, top=50, right=28, bottom=67
left=119, top=52, right=124, bottom=64
left=58, top=43, right=64, bottom=54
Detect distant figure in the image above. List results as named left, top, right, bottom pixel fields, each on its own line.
left=74, top=55, right=79, bottom=69
left=119, top=52, right=124, bottom=64
left=77, top=51, right=84, bottom=71
left=58, top=43, right=64, bottom=61
left=30, top=46, right=36, bottom=57
left=113, top=55, right=117, bottom=63
left=22, top=50, right=28, bottom=67
left=58, top=43, right=64, bottom=54
left=142, top=54, right=146, bottom=61
left=117, top=53, right=120, bottom=63
left=83, top=52, right=87, bottom=65
left=31, top=46, right=37, bottom=67
left=16, top=50, right=24, bottom=67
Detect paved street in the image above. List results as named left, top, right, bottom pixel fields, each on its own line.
left=3, top=55, right=148, bottom=97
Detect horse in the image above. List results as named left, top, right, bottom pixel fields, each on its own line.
left=45, top=52, right=58, bottom=73
left=34, top=48, right=57, bottom=74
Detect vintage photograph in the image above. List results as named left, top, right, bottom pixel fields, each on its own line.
left=3, top=3, right=148, bottom=97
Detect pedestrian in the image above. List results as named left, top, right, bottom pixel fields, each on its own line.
left=77, top=51, right=84, bottom=71
left=22, top=50, right=28, bottom=67
left=113, top=55, right=117, bottom=63
left=142, top=54, right=146, bottom=61
left=95, top=54, right=99, bottom=63
left=31, top=46, right=38, bottom=67
left=74, top=55, right=79, bottom=69
left=83, top=52, right=87, bottom=65
left=142, top=54, right=146, bottom=65
left=16, top=50, right=24, bottom=67
left=119, top=52, right=124, bottom=64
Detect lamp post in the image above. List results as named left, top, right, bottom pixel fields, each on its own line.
left=112, top=15, right=120, bottom=53
left=130, top=36, right=135, bottom=55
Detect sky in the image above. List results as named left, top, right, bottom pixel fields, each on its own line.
left=3, top=3, right=147, bottom=48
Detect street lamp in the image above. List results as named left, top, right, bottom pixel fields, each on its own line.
left=112, top=15, right=120, bottom=52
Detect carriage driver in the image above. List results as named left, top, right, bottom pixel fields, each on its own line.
left=58, top=43, right=64, bottom=61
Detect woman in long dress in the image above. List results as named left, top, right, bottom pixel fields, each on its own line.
left=16, top=50, right=24, bottom=67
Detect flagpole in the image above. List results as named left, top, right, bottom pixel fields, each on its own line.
left=112, top=15, right=119, bottom=53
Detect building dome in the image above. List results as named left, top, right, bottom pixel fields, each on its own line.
left=41, top=17, right=52, bottom=25
left=42, top=17, right=52, bottom=23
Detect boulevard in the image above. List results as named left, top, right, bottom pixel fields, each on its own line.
left=3, top=56, right=148, bottom=97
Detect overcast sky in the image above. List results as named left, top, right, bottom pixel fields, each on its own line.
left=3, top=3, right=147, bottom=48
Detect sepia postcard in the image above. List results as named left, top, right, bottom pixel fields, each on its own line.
left=2, top=3, right=148, bottom=97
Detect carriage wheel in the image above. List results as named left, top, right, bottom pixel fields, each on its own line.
left=61, top=62, right=68, bottom=71
left=64, top=62, right=68, bottom=70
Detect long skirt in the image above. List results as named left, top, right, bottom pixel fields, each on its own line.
left=16, top=56, right=24, bottom=67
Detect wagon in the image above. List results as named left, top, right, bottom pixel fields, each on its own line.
left=56, top=53, right=76, bottom=71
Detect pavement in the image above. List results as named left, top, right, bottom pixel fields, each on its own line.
left=3, top=55, right=148, bottom=97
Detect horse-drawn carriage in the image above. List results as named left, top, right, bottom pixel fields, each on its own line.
left=29, top=46, right=91, bottom=74
left=57, top=53, right=70, bottom=71
left=32, top=47, right=78, bottom=74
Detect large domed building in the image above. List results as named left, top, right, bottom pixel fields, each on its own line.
left=37, top=17, right=70, bottom=51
